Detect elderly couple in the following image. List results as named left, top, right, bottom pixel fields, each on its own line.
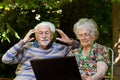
left=2, top=18, right=110, bottom=80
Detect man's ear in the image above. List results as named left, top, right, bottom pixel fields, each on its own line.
left=34, top=33, right=37, bottom=40
left=51, top=33, right=54, bottom=39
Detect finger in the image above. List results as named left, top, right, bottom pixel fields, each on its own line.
left=56, top=38, right=62, bottom=41
left=30, top=29, right=36, bottom=34
left=29, top=38, right=35, bottom=42
left=56, top=29, right=66, bottom=36
left=27, top=29, right=36, bottom=37
left=114, top=43, right=118, bottom=48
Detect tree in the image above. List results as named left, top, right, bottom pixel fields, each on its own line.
left=112, top=0, right=120, bottom=79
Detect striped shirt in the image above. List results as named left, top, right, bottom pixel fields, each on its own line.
left=2, top=40, right=72, bottom=80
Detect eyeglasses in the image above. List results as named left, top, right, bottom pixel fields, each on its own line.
left=77, top=33, right=91, bottom=38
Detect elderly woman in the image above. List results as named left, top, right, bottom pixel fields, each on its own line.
left=68, top=18, right=110, bottom=80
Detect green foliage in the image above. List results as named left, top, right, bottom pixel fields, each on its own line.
left=0, top=0, right=112, bottom=45
left=0, top=13, right=20, bottom=42
left=111, top=0, right=120, bottom=2
left=0, top=0, right=73, bottom=42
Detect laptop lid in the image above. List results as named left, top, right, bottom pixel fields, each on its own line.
left=30, top=56, right=82, bottom=80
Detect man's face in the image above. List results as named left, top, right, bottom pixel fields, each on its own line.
left=35, top=26, right=53, bottom=49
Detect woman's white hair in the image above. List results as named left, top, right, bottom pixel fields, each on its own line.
left=73, top=18, right=99, bottom=40
left=34, top=21, right=56, bottom=33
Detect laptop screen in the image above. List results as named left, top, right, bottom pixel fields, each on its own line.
left=30, top=56, right=82, bottom=80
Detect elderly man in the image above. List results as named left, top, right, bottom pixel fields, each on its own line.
left=2, top=21, right=78, bottom=80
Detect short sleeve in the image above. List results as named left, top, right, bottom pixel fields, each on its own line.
left=96, top=46, right=110, bottom=66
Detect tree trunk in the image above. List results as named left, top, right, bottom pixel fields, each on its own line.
left=112, top=2, right=120, bottom=80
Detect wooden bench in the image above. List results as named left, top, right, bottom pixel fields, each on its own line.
left=0, top=78, right=13, bottom=80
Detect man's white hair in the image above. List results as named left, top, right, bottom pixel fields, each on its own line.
left=34, top=21, right=56, bottom=33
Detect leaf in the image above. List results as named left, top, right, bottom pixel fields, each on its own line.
left=15, top=32, right=20, bottom=39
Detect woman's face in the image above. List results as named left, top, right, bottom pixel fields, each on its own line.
left=77, top=28, right=95, bottom=47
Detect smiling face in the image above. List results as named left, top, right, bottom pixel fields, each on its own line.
left=77, top=28, right=95, bottom=47
left=35, top=25, right=53, bottom=49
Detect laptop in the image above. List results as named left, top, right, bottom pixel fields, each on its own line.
left=30, top=56, right=82, bottom=80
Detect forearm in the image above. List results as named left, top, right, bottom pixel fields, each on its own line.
left=70, top=39, right=80, bottom=49
left=2, top=40, right=25, bottom=64
left=91, top=62, right=108, bottom=80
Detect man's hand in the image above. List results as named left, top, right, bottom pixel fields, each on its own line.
left=56, top=29, right=73, bottom=45
left=22, top=29, right=36, bottom=43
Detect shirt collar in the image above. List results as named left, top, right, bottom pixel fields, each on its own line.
left=33, top=40, right=39, bottom=48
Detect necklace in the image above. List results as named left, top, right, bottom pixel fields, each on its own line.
left=78, top=44, right=94, bottom=61
left=77, top=45, right=93, bottom=69
left=79, top=48, right=91, bottom=60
